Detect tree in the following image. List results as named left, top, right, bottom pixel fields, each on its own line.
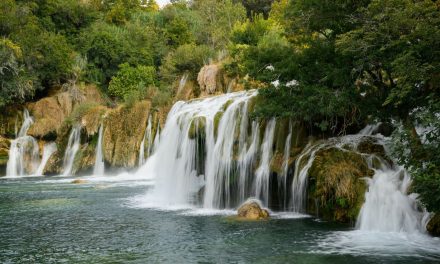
left=144, top=0, right=159, bottom=12
left=108, top=63, right=156, bottom=99
left=192, top=0, right=246, bottom=49
left=0, top=38, right=35, bottom=108
left=80, top=21, right=154, bottom=87
left=337, top=0, right=440, bottom=118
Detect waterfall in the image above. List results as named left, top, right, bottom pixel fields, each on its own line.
left=136, top=90, right=258, bottom=208
left=280, top=121, right=292, bottom=209
left=6, top=109, right=40, bottom=177
left=93, top=124, right=105, bottom=175
left=130, top=90, right=430, bottom=234
left=254, top=119, right=276, bottom=207
left=356, top=165, right=429, bottom=233
left=152, top=124, right=160, bottom=153
left=34, top=143, right=57, bottom=176
left=290, top=143, right=324, bottom=212
left=62, top=126, right=81, bottom=176
left=17, top=109, right=34, bottom=138
left=176, top=74, right=189, bottom=96
left=237, top=119, right=260, bottom=204
left=139, top=116, right=153, bottom=166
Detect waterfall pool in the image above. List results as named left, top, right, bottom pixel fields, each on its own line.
left=1, top=176, right=439, bottom=263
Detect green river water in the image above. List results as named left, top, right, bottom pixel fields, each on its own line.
left=1, top=176, right=439, bottom=264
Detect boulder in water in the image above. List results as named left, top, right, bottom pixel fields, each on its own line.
left=237, top=200, right=270, bottom=220
left=71, top=179, right=88, bottom=184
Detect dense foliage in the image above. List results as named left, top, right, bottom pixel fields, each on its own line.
left=1, top=0, right=439, bottom=215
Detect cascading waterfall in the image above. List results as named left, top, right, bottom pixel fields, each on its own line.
left=93, top=124, right=105, bottom=175
left=136, top=90, right=262, bottom=208
left=34, top=143, right=57, bottom=176
left=280, top=121, right=292, bottom=209
left=130, top=91, right=430, bottom=235
left=290, top=142, right=326, bottom=212
left=254, top=119, right=276, bottom=207
left=139, top=116, right=152, bottom=166
left=6, top=109, right=40, bottom=177
left=152, top=124, right=160, bottom=153
left=356, top=163, right=429, bottom=233
left=176, top=74, right=189, bottom=96
left=62, top=125, right=81, bottom=176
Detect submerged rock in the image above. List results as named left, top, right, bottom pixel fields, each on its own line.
left=71, top=179, right=88, bottom=184
left=237, top=200, right=270, bottom=220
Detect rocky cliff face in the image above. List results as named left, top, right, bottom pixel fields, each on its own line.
left=103, top=101, right=151, bottom=168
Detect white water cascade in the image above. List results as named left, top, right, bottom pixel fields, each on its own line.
left=34, top=142, right=57, bottom=176
left=254, top=119, right=276, bottom=206
left=280, top=121, right=292, bottom=209
left=152, top=124, right=160, bottom=153
left=6, top=110, right=40, bottom=177
left=62, top=126, right=81, bottom=176
left=356, top=165, right=429, bottom=233
left=136, top=90, right=265, bottom=208
left=139, top=117, right=153, bottom=166
left=93, top=124, right=105, bottom=175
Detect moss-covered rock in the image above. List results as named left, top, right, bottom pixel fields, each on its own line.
left=80, top=105, right=108, bottom=136
left=0, top=136, right=10, bottom=173
left=427, top=214, right=440, bottom=237
left=188, top=116, right=206, bottom=139
left=307, top=147, right=374, bottom=223
left=27, top=85, right=105, bottom=139
left=213, top=111, right=224, bottom=138
left=103, top=101, right=150, bottom=168
left=74, top=143, right=96, bottom=175
left=356, top=137, right=386, bottom=157
left=27, top=92, right=74, bottom=139
left=43, top=150, right=63, bottom=175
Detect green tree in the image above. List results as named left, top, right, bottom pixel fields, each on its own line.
left=192, top=0, right=246, bottom=49
left=0, top=38, right=35, bottom=108
left=80, top=21, right=154, bottom=87
left=108, top=63, right=156, bottom=99
left=160, top=43, right=214, bottom=82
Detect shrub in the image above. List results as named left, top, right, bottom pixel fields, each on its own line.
left=108, top=63, right=156, bottom=99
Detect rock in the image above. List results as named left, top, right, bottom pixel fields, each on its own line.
left=0, top=137, right=9, bottom=171
left=188, top=117, right=206, bottom=139
left=27, top=92, right=75, bottom=139
left=27, top=85, right=105, bottom=139
left=71, top=179, right=88, bottom=184
left=356, top=137, right=386, bottom=157
left=307, top=147, right=374, bottom=223
left=103, top=101, right=151, bottom=168
left=237, top=200, right=270, bottom=220
left=80, top=105, right=108, bottom=136
left=197, top=64, right=224, bottom=94
left=427, top=214, right=440, bottom=237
